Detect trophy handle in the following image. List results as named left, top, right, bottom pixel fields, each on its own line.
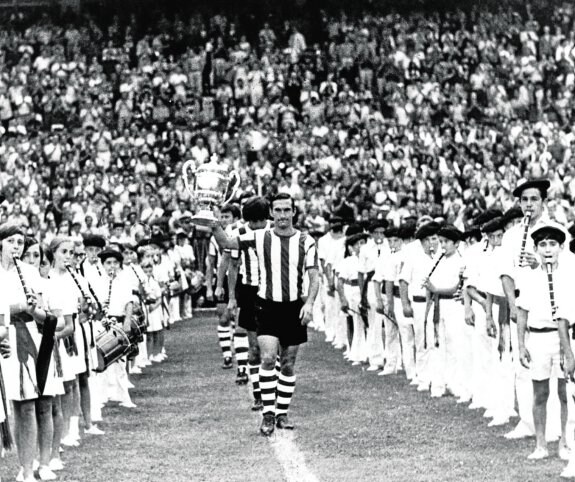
left=182, top=160, right=196, bottom=195
left=222, top=170, right=240, bottom=206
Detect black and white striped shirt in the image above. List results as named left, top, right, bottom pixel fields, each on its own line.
left=230, top=221, right=272, bottom=287
left=238, top=229, right=318, bottom=302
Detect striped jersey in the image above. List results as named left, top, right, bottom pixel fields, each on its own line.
left=230, top=221, right=272, bottom=287
left=238, top=229, right=319, bottom=302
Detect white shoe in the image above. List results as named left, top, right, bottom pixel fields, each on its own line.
left=561, top=463, right=575, bottom=478
left=16, top=468, right=23, bottom=482
left=33, top=460, right=40, bottom=471
left=378, top=368, right=396, bottom=376
left=456, top=397, right=472, bottom=405
left=430, top=391, right=445, bottom=398
left=366, top=365, right=381, bottom=372
left=417, top=383, right=430, bottom=392
left=91, top=415, right=103, bottom=423
left=48, top=459, right=65, bottom=471
left=126, top=380, right=135, bottom=389
left=409, top=379, right=420, bottom=386
left=468, top=401, right=483, bottom=410
left=504, top=426, right=535, bottom=440
left=61, top=435, right=79, bottom=447
left=120, top=401, right=137, bottom=408
left=85, top=425, right=105, bottom=435
left=130, top=367, right=142, bottom=374
left=559, top=447, right=572, bottom=461
left=527, top=447, right=549, bottom=460
left=351, top=361, right=362, bottom=366
left=483, top=409, right=494, bottom=419
left=38, top=466, right=57, bottom=481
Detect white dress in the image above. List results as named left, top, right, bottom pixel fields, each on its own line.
left=3, top=263, right=46, bottom=401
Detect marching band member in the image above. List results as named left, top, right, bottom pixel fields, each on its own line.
left=21, top=238, right=65, bottom=478
left=95, top=248, right=136, bottom=409
left=398, top=221, right=438, bottom=386
left=2, top=225, right=56, bottom=482
left=358, top=220, right=388, bottom=372
left=322, top=219, right=347, bottom=351
left=141, top=259, right=163, bottom=363
left=373, top=226, right=402, bottom=376
left=499, top=179, right=561, bottom=441
left=470, top=217, right=515, bottom=426
left=516, top=223, right=572, bottom=460
left=423, top=225, right=467, bottom=401
left=79, top=234, right=107, bottom=424
left=336, top=232, right=369, bottom=366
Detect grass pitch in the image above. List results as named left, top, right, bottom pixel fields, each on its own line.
left=1, top=315, right=569, bottom=481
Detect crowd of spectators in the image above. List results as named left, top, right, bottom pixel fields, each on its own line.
left=2, top=3, right=575, bottom=270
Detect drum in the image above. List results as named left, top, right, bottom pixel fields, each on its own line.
left=94, top=326, right=131, bottom=373
left=127, top=314, right=147, bottom=344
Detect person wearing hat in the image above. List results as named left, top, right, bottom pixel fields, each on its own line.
left=397, top=221, right=440, bottom=387
left=80, top=234, right=106, bottom=281
left=318, top=217, right=347, bottom=349
left=421, top=224, right=466, bottom=399
left=516, top=223, right=573, bottom=461
left=358, top=219, right=389, bottom=372
left=94, top=248, right=137, bottom=409
left=500, top=178, right=557, bottom=440
left=466, top=217, right=515, bottom=426
left=373, top=226, right=403, bottom=377
left=335, top=232, right=370, bottom=365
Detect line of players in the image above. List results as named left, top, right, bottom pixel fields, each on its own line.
left=211, top=180, right=575, bottom=479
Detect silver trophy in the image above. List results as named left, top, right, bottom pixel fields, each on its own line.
left=182, top=159, right=240, bottom=225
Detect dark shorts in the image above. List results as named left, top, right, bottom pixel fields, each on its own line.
left=255, top=297, right=307, bottom=346
left=237, top=283, right=258, bottom=332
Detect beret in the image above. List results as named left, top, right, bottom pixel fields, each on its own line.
left=437, top=225, right=463, bottom=242
left=346, top=224, right=365, bottom=237
left=531, top=223, right=566, bottom=245
left=98, top=248, right=123, bottom=264
left=415, top=221, right=441, bottom=240
left=368, top=219, right=389, bottom=232
left=481, top=217, right=507, bottom=234
left=385, top=226, right=400, bottom=238
left=346, top=233, right=370, bottom=247
left=512, top=179, right=550, bottom=198
left=473, top=209, right=503, bottom=227
left=503, top=206, right=523, bottom=225
left=399, top=223, right=417, bottom=240
left=83, top=234, right=106, bottom=248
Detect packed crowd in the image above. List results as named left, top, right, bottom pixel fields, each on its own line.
left=2, top=4, right=575, bottom=272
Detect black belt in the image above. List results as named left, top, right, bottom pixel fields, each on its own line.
left=392, top=285, right=400, bottom=297
left=413, top=295, right=426, bottom=303
left=343, top=279, right=359, bottom=286
left=529, top=327, right=557, bottom=333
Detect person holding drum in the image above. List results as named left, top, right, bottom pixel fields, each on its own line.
left=95, top=248, right=136, bottom=409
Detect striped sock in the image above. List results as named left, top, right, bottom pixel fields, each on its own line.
left=259, top=368, right=277, bottom=415
left=276, top=373, right=296, bottom=416
left=248, top=363, right=261, bottom=400
left=275, top=356, right=281, bottom=376
left=234, top=332, right=249, bottom=373
left=217, top=326, right=232, bottom=359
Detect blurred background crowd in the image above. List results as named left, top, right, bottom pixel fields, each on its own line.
left=0, top=0, right=575, bottom=272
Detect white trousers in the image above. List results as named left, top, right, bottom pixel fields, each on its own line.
left=394, top=295, right=415, bottom=380
left=365, top=283, right=385, bottom=367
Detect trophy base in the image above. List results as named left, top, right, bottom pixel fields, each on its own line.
left=191, top=210, right=218, bottom=226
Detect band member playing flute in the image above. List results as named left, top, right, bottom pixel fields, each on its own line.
left=516, top=223, right=572, bottom=461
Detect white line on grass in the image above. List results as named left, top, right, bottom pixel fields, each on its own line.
left=267, top=430, right=320, bottom=482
